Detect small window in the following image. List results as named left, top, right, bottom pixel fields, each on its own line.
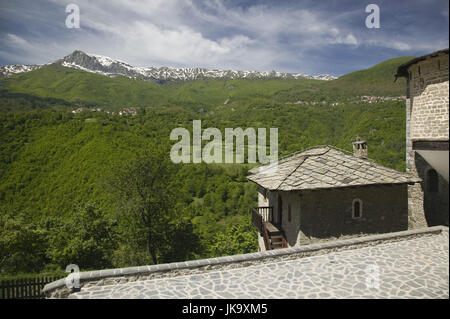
left=288, top=204, right=292, bottom=222
left=427, top=169, right=439, bottom=192
left=352, top=199, right=363, bottom=219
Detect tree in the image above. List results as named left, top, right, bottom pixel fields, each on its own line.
left=0, top=210, right=48, bottom=273
left=44, top=201, right=117, bottom=270
left=209, top=223, right=258, bottom=257
left=107, top=143, right=179, bottom=264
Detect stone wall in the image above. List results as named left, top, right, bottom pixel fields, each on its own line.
left=257, top=186, right=269, bottom=207
left=293, top=184, right=409, bottom=245
left=279, top=191, right=302, bottom=246
left=257, top=185, right=409, bottom=249
left=43, top=226, right=448, bottom=298
left=405, top=51, right=449, bottom=228
left=409, top=54, right=449, bottom=142
left=406, top=151, right=428, bottom=229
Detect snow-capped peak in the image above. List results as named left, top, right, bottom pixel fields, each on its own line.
left=1, top=50, right=337, bottom=81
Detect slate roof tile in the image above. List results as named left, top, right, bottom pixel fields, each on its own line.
left=247, top=146, right=421, bottom=191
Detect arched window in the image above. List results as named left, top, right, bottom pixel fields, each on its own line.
left=427, top=169, right=439, bottom=192
left=288, top=204, right=292, bottom=222
left=352, top=199, right=363, bottom=219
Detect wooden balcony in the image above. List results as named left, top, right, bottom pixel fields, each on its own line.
left=251, top=206, right=273, bottom=233
left=252, top=206, right=288, bottom=250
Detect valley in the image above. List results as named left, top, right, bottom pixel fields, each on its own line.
left=0, top=51, right=410, bottom=277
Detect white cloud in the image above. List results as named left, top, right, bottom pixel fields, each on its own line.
left=62, top=0, right=367, bottom=70
left=368, top=39, right=411, bottom=51
left=328, top=34, right=359, bottom=45
left=6, top=33, right=29, bottom=47
left=1, top=33, right=69, bottom=65
left=1, top=0, right=448, bottom=75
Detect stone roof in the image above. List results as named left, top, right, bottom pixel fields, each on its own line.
left=395, top=48, right=449, bottom=79
left=247, top=146, right=421, bottom=191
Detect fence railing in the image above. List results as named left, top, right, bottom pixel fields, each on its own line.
left=0, top=276, right=65, bottom=299
left=251, top=206, right=273, bottom=233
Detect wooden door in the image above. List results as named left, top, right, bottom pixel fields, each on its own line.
left=277, top=195, right=283, bottom=226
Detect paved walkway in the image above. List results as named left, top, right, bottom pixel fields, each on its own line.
left=70, top=232, right=449, bottom=299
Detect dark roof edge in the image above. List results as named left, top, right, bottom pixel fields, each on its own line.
left=395, top=48, right=449, bottom=80
left=248, top=178, right=421, bottom=192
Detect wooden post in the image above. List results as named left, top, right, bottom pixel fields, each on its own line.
left=20, top=279, right=24, bottom=299
left=38, top=277, right=42, bottom=298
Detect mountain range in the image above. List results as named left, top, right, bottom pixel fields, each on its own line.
left=0, top=50, right=336, bottom=82
left=0, top=52, right=412, bottom=112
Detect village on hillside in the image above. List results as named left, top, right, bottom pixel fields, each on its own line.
left=285, top=95, right=406, bottom=106
left=71, top=107, right=137, bottom=116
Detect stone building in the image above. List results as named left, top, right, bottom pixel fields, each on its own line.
left=248, top=143, right=420, bottom=251
left=395, top=49, right=449, bottom=228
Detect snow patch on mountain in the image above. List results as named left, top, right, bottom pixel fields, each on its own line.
left=0, top=50, right=337, bottom=81
left=0, top=64, right=43, bottom=76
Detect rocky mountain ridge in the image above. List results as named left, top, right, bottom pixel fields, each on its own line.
left=0, top=50, right=337, bottom=81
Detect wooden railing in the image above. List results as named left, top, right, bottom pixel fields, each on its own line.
left=251, top=206, right=273, bottom=233
left=252, top=206, right=288, bottom=250
left=252, top=206, right=274, bottom=250
left=262, top=220, right=271, bottom=250
left=0, top=276, right=65, bottom=299
left=252, top=208, right=263, bottom=233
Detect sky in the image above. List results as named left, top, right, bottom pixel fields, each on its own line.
left=0, top=0, right=448, bottom=76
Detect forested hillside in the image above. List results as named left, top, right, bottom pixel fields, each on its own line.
left=0, top=56, right=411, bottom=111
left=0, top=55, right=410, bottom=276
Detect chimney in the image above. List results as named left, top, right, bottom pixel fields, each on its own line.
left=352, top=136, right=368, bottom=158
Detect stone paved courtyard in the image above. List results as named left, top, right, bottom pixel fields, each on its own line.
left=70, top=231, right=449, bottom=299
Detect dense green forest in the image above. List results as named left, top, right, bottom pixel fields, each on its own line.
left=0, top=56, right=410, bottom=276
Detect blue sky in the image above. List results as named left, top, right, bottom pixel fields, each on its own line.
left=0, top=0, right=448, bottom=76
